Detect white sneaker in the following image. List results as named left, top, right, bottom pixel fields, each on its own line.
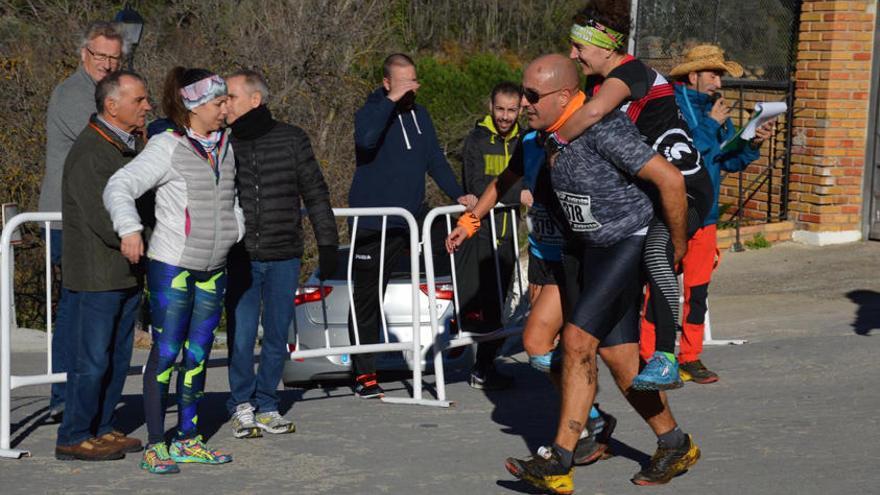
left=231, top=403, right=262, bottom=439
left=255, top=411, right=296, bottom=435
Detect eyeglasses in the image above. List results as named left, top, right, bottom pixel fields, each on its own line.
left=85, top=46, right=123, bottom=64
left=522, top=86, right=566, bottom=104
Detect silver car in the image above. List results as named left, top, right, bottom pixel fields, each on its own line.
left=282, top=245, right=474, bottom=387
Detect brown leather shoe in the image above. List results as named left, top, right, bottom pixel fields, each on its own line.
left=55, top=437, right=126, bottom=461
left=100, top=431, right=144, bottom=453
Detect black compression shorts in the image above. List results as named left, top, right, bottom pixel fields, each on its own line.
left=528, top=252, right=564, bottom=286
left=560, top=235, right=644, bottom=347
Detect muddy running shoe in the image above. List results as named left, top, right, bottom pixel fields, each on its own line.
left=231, top=403, right=262, bottom=439
left=631, top=434, right=701, bottom=485
left=169, top=435, right=233, bottom=465
left=468, top=365, right=514, bottom=391
left=141, top=443, right=180, bottom=475
left=255, top=411, right=296, bottom=434
left=354, top=373, right=384, bottom=399
left=632, top=352, right=684, bottom=391
left=505, top=446, right=574, bottom=495
left=679, top=360, right=719, bottom=384
left=573, top=407, right=617, bottom=465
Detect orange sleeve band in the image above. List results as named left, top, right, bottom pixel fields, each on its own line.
left=457, top=212, right=481, bottom=238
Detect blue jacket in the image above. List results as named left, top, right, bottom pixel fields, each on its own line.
left=675, top=84, right=760, bottom=226
left=349, top=87, right=464, bottom=230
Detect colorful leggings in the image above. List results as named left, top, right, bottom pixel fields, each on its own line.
left=143, top=259, right=226, bottom=445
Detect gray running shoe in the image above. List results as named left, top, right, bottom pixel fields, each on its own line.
left=255, top=411, right=296, bottom=435
left=231, top=403, right=262, bottom=439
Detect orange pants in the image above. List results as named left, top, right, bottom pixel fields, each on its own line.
left=640, top=225, right=719, bottom=363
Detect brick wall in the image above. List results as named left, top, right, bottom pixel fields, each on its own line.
left=789, top=0, right=876, bottom=234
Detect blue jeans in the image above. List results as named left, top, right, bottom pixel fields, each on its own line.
left=42, top=228, right=73, bottom=409
left=56, top=288, right=138, bottom=446
left=226, top=253, right=300, bottom=415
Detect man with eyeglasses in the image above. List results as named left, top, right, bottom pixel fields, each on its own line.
left=38, top=21, right=124, bottom=423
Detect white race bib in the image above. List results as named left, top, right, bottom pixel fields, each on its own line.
left=556, top=191, right=602, bottom=232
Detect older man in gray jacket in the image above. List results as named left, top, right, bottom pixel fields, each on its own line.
left=38, top=21, right=124, bottom=420
left=55, top=70, right=150, bottom=462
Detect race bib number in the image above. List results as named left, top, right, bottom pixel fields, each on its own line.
left=556, top=191, right=602, bottom=232
left=526, top=204, right=563, bottom=246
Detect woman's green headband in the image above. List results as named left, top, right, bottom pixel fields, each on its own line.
left=570, top=18, right=625, bottom=51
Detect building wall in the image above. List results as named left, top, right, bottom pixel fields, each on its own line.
left=789, top=0, right=877, bottom=242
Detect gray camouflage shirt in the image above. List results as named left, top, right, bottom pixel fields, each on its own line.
left=550, top=111, right=656, bottom=247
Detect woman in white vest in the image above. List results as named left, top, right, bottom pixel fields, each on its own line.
left=104, top=67, right=244, bottom=475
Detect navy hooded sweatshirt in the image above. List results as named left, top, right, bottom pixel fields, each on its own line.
left=349, top=87, right=464, bottom=231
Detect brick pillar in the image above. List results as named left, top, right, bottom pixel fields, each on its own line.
left=789, top=0, right=876, bottom=245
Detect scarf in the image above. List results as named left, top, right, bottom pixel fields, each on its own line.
left=230, top=104, right=276, bottom=140
left=546, top=91, right=586, bottom=133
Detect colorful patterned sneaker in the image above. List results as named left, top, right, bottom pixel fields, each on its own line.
left=169, top=435, right=233, bottom=465
left=231, top=403, right=263, bottom=439
left=632, top=352, right=684, bottom=391
left=573, top=407, right=617, bottom=465
left=679, top=360, right=719, bottom=384
left=631, top=434, right=701, bottom=485
left=255, top=411, right=296, bottom=435
left=505, top=446, right=574, bottom=495
left=354, top=373, right=384, bottom=399
left=140, top=443, right=180, bottom=475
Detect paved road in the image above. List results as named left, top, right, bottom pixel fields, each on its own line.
left=1, top=241, right=878, bottom=494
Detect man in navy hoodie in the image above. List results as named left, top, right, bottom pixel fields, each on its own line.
left=348, top=53, right=475, bottom=398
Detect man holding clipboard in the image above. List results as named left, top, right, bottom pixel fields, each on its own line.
left=640, top=44, right=775, bottom=384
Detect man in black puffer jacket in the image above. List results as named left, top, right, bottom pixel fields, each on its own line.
left=224, top=69, right=339, bottom=439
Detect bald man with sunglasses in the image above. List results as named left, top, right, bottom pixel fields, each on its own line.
left=448, top=54, right=700, bottom=494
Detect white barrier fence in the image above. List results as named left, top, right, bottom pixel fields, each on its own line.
left=418, top=204, right=527, bottom=406
left=1, top=212, right=64, bottom=458
left=288, top=207, right=435, bottom=406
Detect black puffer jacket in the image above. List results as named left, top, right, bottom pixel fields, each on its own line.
left=231, top=105, right=338, bottom=260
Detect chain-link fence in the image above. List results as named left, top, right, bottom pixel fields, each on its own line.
left=633, top=0, right=801, bottom=82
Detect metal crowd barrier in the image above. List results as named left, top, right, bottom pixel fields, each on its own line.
left=420, top=204, right=526, bottom=407
left=288, top=204, right=528, bottom=409
left=287, top=207, right=439, bottom=406
left=1, top=212, right=64, bottom=458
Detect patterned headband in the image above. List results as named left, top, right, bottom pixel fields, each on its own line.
left=180, top=75, right=227, bottom=110
left=570, top=17, right=625, bottom=51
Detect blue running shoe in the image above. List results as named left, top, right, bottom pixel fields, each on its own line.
left=632, top=352, right=684, bottom=391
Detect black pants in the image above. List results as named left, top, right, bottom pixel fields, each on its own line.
left=454, top=209, right=518, bottom=369
left=347, top=229, right=409, bottom=377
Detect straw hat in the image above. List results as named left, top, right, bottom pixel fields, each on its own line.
left=668, top=44, right=744, bottom=78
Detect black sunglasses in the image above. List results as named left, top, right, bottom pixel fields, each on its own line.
left=522, top=86, right=566, bottom=104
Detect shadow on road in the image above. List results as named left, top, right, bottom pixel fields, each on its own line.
left=846, top=289, right=880, bottom=335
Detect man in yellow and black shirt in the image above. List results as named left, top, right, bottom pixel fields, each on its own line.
left=458, top=81, right=528, bottom=390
